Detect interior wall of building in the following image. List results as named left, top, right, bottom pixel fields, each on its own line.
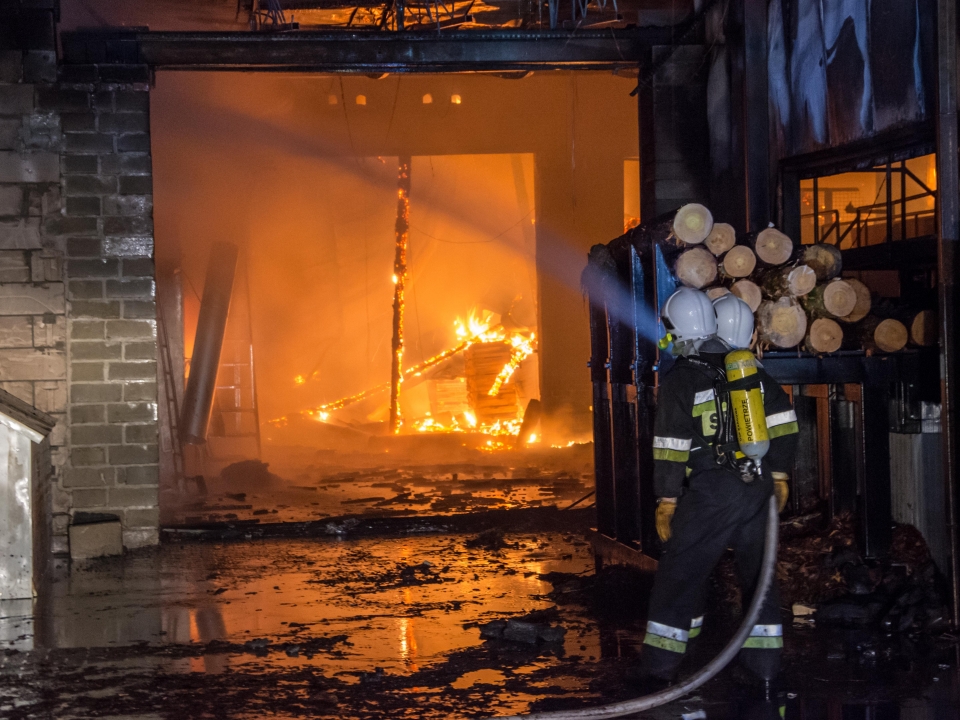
left=151, top=71, right=638, bottom=454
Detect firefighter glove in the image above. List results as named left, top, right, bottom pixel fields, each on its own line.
left=656, top=498, right=677, bottom=542
left=772, top=472, right=789, bottom=513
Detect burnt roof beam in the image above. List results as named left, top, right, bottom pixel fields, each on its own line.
left=61, top=28, right=700, bottom=72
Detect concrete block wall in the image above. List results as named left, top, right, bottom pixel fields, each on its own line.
left=0, top=8, right=159, bottom=553
left=58, top=72, right=159, bottom=550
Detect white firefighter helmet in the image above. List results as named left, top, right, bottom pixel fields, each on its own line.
left=662, top=288, right=717, bottom=344
left=713, top=293, right=754, bottom=348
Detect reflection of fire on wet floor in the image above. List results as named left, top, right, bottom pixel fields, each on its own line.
left=2, top=519, right=958, bottom=719
left=0, top=527, right=602, bottom=718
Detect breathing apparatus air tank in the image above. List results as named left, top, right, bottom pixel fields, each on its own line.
left=724, top=349, right=769, bottom=462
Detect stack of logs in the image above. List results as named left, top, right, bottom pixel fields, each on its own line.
left=666, top=204, right=937, bottom=353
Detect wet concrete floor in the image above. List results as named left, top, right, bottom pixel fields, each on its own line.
left=164, top=443, right=595, bottom=527
left=1, top=517, right=958, bottom=719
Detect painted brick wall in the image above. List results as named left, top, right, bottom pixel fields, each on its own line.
left=0, top=12, right=159, bottom=553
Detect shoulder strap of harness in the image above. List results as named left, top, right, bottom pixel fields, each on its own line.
left=683, top=357, right=745, bottom=475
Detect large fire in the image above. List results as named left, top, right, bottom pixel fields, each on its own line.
left=269, top=308, right=537, bottom=445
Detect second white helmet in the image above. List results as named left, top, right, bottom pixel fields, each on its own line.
left=713, top=293, right=754, bottom=348
left=662, top=288, right=717, bottom=344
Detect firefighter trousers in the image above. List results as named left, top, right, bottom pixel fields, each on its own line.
left=640, top=466, right=783, bottom=681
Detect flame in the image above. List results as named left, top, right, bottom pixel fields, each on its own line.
left=411, top=414, right=523, bottom=441
left=488, top=331, right=535, bottom=397
left=272, top=307, right=539, bottom=450
left=454, top=309, right=502, bottom=343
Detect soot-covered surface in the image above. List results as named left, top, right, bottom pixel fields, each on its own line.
left=1, top=522, right=958, bottom=719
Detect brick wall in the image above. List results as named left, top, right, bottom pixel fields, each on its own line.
left=0, top=8, right=159, bottom=553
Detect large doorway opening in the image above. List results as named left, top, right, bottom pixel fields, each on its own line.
left=152, top=71, right=638, bottom=525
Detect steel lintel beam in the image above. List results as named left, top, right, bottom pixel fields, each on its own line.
left=62, top=28, right=694, bottom=72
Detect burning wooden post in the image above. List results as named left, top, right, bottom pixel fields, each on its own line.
left=389, top=156, right=411, bottom=434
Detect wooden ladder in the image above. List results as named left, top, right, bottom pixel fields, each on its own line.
left=156, top=301, right=186, bottom=485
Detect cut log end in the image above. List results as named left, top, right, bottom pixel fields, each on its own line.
left=731, top=279, right=762, bottom=312
left=673, top=203, right=714, bottom=245
left=755, top=227, right=794, bottom=266
left=786, top=265, right=817, bottom=296
left=802, top=243, right=843, bottom=281
left=837, top=278, right=872, bottom=324
left=758, top=297, right=808, bottom=349
left=706, top=286, right=731, bottom=300
left=872, top=319, right=909, bottom=353
left=722, top=245, right=757, bottom=278
left=705, top=222, right=736, bottom=256
left=675, top=247, right=718, bottom=289
left=910, top=310, right=938, bottom=347
left=805, top=318, right=843, bottom=354
left=822, top=279, right=858, bottom=318
left=764, top=265, right=817, bottom=298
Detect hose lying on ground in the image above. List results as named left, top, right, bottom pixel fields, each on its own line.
left=483, top=494, right=780, bottom=720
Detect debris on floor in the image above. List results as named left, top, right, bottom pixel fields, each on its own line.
left=1, top=521, right=957, bottom=719
left=476, top=608, right=567, bottom=645
left=465, top=528, right=513, bottom=551
left=710, top=511, right=949, bottom=639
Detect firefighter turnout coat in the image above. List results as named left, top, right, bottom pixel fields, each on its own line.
left=641, top=351, right=799, bottom=682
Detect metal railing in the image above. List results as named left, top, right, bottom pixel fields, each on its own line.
left=802, top=162, right=938, bottom=249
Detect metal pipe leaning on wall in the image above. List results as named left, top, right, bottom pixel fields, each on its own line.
left=481, top=495, right=780, bottom=720
left=180, top=241, right=239, bottom=445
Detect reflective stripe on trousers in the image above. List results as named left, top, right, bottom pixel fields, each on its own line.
left=742, top=624, right=783, bottom=649
left=643, top=620, right=689, bottom=654
left=688, top=615, right=704, bottom=639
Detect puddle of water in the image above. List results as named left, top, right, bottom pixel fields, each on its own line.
left=451, top=669, right=507, bottom=688
left=4, top=529, right=959, bottom=720
left=16, top=532, right=593, bottom=679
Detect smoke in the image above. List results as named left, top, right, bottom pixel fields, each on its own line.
left=151, top=71, right=640, bottom=433
left=579, top=242, right=662, bottom=346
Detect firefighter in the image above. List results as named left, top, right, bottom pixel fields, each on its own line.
left=640, top=289, right=798, bottom=689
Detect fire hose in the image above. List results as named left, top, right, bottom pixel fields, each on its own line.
left=483, top=494, right=780, bottom=720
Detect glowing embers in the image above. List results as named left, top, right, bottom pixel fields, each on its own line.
left=411, top=412, right=527, bottom=452
left=275, top=307, right=538, bottom=447
left=488, top=332, right=536, bottom=397
left=452, top=308, right=537, bottom=402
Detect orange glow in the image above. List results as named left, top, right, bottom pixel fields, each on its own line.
left=389, top=159, right=411, bottom=434
left=273, top=305, right=537, bottom=445
left=488, top=331, right=535, bottom=397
